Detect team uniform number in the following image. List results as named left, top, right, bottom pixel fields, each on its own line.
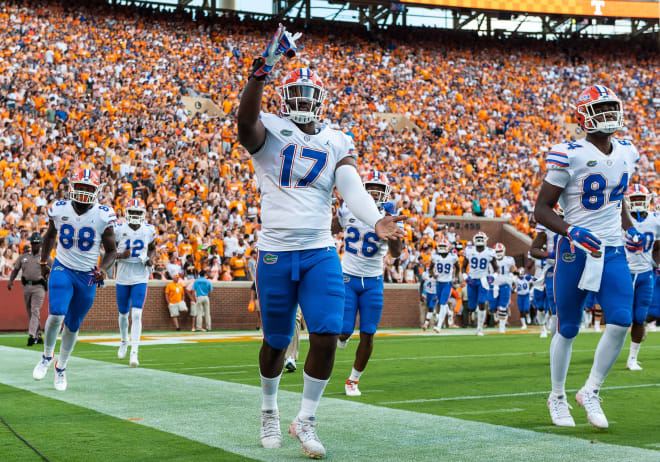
left=345, top=227, right=380, bottom=257
left=436, top=262, right=453, bottom=274
left=581, top=172, right=628, bottom=211
left=470, top=257, right=488, bottom=270
left=125, top=239, right=145, bottom=258
left=279, top=144, right=328, bottom=188
left=59, top=224, right=95, bottom=251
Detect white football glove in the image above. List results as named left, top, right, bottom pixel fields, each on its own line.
left=252, top=23, right=302, bottom=78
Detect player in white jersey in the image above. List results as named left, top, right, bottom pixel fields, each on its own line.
left=534, top=85, right=643, bottom=429
left=492, top=243, right=516, bottom=333
left=530, top=204, right=564, bottom=338
left=513, top=269, right=533, bottom=329
left=622, top=185, right=660, bottom=370
left=237, top=24, right=405, bottom=458
left=460, top=232, right=498, bottom=336
left=33, top=169, right=117, bottom=391
left=431, top=239, right=460, bottom=332
left=332, top=171, right=402, bottom=397
left=114, top=199, right=157, bottom=367
left=420, top=265, right=439, bottom=330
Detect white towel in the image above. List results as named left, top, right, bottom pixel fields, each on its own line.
left=578, top=252, right=605, bottom=292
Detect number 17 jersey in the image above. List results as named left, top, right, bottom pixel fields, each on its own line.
left=252, top=112, right=357, bottom=252
left=544, top=138, right=639, bottom=246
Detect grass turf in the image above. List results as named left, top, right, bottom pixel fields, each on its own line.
left=2, top=329, right=660, bottom=459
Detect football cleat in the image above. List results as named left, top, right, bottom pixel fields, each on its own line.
left=260, top=409, right=282, bottom=449
left=129, top=350, right=140, bottom=368
left=576, top=387, right=608, bottom=429
left=422, top=321, right=429, bottom=331
left=547, top=393, right=575, bottom=427
left=648, top=321, right=657, bottom=332
left=540, top=326, right=548, bottom=338
left=626, top=360, right=642, bottom=371
left=284, top=357, right=297, bottom=373
left=54, top=363, right=67, bottom=391
left=337, top=338, right=349, bottom=349
left=476, top=328, right=484, bottom=337
left=433, top=325, right=441, bottom=333
left=345, top=379, right=361, bottom=397
left=118, top=341, right=128, bottom=360
left=33, top=355, right=53, bottom=380
left=289, top=416, right=326, bottom=459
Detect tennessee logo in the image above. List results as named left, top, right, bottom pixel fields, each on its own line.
left=587, top=160, right=597, bottom=167
left=343, top=275, right=351, bottom=283
left=263, top=253, right=278, bottom=264
left=280, top=129, right=292, bottom=136
left=562, top=253, right=576, bottom=263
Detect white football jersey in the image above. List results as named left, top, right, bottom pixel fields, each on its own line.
left=115, top=222, right=157, bottom=285
left=514, top=276, right=532, bottom=296
left=495, top=255, right=516, bottom=285
left=253, top=112, right=357, bottom=251
left=431, top=252, right=458, bottom=283
left=337, top=203, right=388, bottom=277
left=544, top=138, right=639, bottom=247
left=464, top=246, right=495, bottom=279
left=48, top=200, right=117, bottom=272
left=421, top=271, right=437, bottom=294
left=625, top=212, right=660, bottom=274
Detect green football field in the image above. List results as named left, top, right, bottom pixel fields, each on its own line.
left=2, top=328, right=660, bottom=461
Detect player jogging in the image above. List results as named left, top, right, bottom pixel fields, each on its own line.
left=460, top=232, right=498, bottom=336
left=33, top=169, right=117, bottom=391
left=115, top=198, right=156, bottom=367
left=535, top=85, right=642, bottom=429
left=332, top=170, right=402, bottom=397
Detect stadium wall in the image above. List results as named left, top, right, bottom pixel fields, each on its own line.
left=1, top=280, right=475, bottom=332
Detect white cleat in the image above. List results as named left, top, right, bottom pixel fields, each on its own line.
left=476, top=328, right=484, bottom=336
left=540, top=326, right=548, bottom=338
left=345, top=379, right=361, bottom=397
left=576, top=387, right=608, bottom=429
left=433, top=326, right=441, bottom=333
left=129, top=351, right=140, bottom=367
left=289, top=416, right=326, bottom=459
left=260, top=409, right=282, bottom=449
left=33, top=355, right=53, bottom=380
left=626, top=360, right=642, bottom=371
left=118, top=341, right=128, bottom=360
left=547, top=393, right=575, bottom=427
left=648, top=321, right=657, bottom=332
left=422, top=321, right=429, bottom=331
left=337, top=338, right=349, bottom=349
left=54, top=363, right=67, bottom=391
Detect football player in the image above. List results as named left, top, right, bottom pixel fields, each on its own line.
left=431, top=239, right=460, bottom=332
left=492, top=243, right=516, bottom=334
left=114, top=198, right=157, bottom=367
left=530, top=204, right=563, bottom=338
left=332, top=170, right=402, bottom=397
left=622, top=185, right=660, bottom=370
left=460, top=232, right=498, bottom=336
left=420, top=261, right=439, bottom=331
left=535, top=85, right=642, bottom=429
left=33, top=169, right=117, bottom=391
left=513, top=269, right=533, bottom=329
left=237, top=24, right=405, bottom=458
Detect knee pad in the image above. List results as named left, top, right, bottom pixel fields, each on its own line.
left=559, top=322, right=579, bottom=339
left=265, top=333, right=292, bottom=351
left=608, top=308, right=632, bottom=327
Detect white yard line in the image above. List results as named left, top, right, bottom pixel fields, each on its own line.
left=1, top=346, right=658, bottom=462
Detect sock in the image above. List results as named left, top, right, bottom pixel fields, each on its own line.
left=550, top=333, right=575, bottom=396
left=544, top=310, right=551, bottom=327
left=297, top=371, right=330, bottom=421
left=425, top=312, right=432, bottom=321
left=260, top=371, right=281, bottom=411
left=549, top=315, right=558, bottom=337
left=43, top=314, right=64, bottom=358
left=438, top=305, right=449, bottom=328
left=57, top=326, right=79, bottom=369
left=628, top=341, right=640, bottom=361
left=586, top=324, right=628, bottom=391
left=119, top=313, right=129, bottom=343
left=594, top=319, right=601, bottom=330
left=521, top=316, right=527, bottom=328
left=349, top=367, right=363, bottom=382
left=586, top=311, right=593, bottom=327
left=131, top=309, right=143, bottom=353
left=477, top=309, right=485, bottom=329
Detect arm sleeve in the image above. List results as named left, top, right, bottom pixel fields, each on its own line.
left=335, top=165, right=382, bottom=229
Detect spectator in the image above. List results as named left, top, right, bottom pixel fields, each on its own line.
left=192, top=270, right=213, bottom=332
left=229, top=250, right=248, bottom=281
left=165, top=274, right=187, bottom=331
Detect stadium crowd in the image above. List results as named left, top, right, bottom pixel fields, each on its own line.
left=0, top=0, right=657, bottom=283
